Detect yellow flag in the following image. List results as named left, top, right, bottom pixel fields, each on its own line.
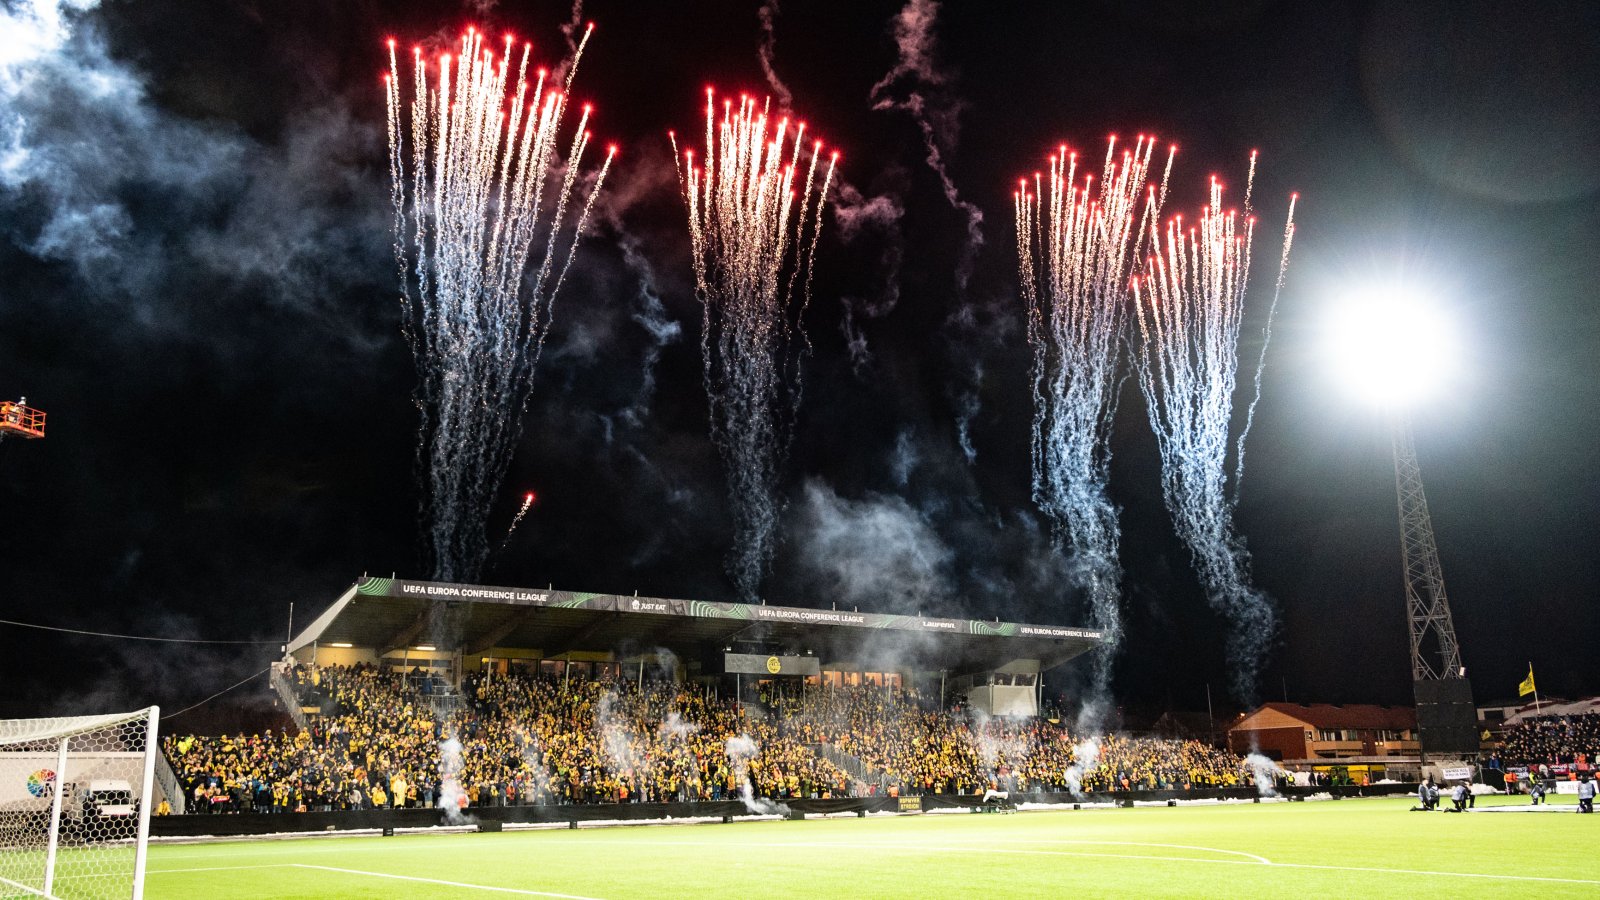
left=1518, top=666, right=1536, bottom=697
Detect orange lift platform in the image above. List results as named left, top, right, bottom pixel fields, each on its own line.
left=0, top=400, right=45, bottom=439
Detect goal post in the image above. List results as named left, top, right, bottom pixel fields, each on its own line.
left=0, top=707, right=160, bottom=899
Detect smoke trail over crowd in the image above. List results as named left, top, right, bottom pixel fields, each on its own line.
left=725, top=734, right=789, bottom=815
left=596, top=692, right=643, bottom=776
left=1129, top=159, right=1296, bottom=703
left=672, top=92, right=836, bottom=600
left=386, top=27, right=616, bottom=581
left=437, top=735, right=470, bottom=823
left=1014, top=136, right=1171, bottom=711
left=1064, top=736, right=1100, bottom=798
left=1245, top=752, right=1283, bottom=797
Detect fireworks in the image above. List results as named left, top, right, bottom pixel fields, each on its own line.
left=1129, top=155, right=1297, bottom=702
left=1014, top=135, right=1172, bottom=709
left=385, top=26, right=615, bottom=581
left=495, top=491, right=537, bottom=558
left=672, top=91, right=837, bottom=601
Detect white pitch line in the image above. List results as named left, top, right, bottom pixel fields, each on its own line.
left=1259, top=860, right=1600, bottom=887
left=147, top=864, right=293, bottom=874
left=994, top=839, right=1271, bottom=865
left=567, top=837, right=1600, bottom=886
left=292, top=865, right=606, bottom=899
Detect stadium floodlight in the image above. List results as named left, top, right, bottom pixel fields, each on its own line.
left=1322, top=284, right=1459, bottom=408
left=0, top=707, right=161, bottom=899
left=1323, top=281, right=1476, bottom=765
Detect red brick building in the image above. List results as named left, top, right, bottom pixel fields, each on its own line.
left=1227, top=703, right=1419, bottom=761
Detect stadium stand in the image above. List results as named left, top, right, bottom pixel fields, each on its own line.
left=164, top=664, right=1252, bottom=813
left=1497, top=711, right=1600, bottom=767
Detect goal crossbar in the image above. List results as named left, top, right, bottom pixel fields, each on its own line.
left=0, top=706, right=160, bottom=900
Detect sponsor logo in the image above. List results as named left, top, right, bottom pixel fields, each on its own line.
left=766, top=656, right=782, bottom=674
left=754, top=607, right=869, bottom=626
left=27, top=770, right=54, bottom=798
left=1018, top=625, right=1098, bottom=638
left=398, top=583, right=550, bottom=604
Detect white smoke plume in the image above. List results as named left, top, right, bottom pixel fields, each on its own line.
left=596, top=693, right=643, bottom=776
left=657, top=711, right=700, bottom=742
left=647, top=646, right=681, bottom=682
left=754, top=0, right=906, bottom=375
left=833, top=180, right=907, bottom=372
left=756, top=0, right=794, bottom=110
left=965, top=707, right=1026, bottom=784
left=890, top=428, right=919, bottom=487
left=1245, top=753, right=1282, bottom=797
left=869, top=0, right=983, bottom=291
left=437, top=736, right=471, bottom=824
left=794, top=480, right=953, bottom=614
left=614, top=238, right=683, bottom=432
left=725, top=734, right=789, bottom=816
left=0, top=0, right=387, bottom=342
left=560, top=0, right=586, bottom=58
left=1063, top=736, right=1101, bottom=798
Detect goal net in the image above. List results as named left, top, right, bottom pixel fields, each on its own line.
left=0, top=708, right=159, bottom=899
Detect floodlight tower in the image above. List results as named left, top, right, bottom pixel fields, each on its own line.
left=1326, top=290, right=1476, bottom=765
left=1390, top=414, right=1476, bottom=764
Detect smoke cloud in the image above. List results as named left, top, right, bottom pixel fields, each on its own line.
left=0, top=0, right=388, bottom=347
left=725, top=734, right=789, bottom=816
left=1245, top=753, right=1282, bottom=798
left=596, top=692, right=643, bottom=776
left=793, top=480, right=953, bottom=615
left=833, top=180, right=907, bottom=372
left=869, top=0, right=984, bottom=292
left=1063, top=736, right=1100, bottom=798
left=437, top=735, right=472, bottom=824
left=756, top=0, right=794, bottom=111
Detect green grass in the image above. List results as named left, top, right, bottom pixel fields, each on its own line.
left=142, top=795, right=1598, bottom=899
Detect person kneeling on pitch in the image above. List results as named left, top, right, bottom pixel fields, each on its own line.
left=1450, top=782, right=1468, bottom=812
left=1577, top=776, right=1596, bottom=814
left=1414, top=781, right=1434, bottom=811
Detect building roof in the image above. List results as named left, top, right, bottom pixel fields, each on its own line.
left=287, top=576, right=1104, bottom=675
left=1231, top=702, right=1417, bottom=733
left=1503, top=697, right=1600, bottom=724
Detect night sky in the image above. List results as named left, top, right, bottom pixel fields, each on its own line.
left=2, top=0, right=1597, bottom=722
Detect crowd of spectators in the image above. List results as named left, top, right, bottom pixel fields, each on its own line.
left=166, top=664, right=443, bottom=813
left=775, top=685, right=1246, bottom=794
left=1498, top=712, right=1600, bottom=767
left=167, top=663, right=857, bottom=813
left=167, top=664, right=1254, bottom=814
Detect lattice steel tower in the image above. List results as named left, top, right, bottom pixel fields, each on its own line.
left=1390, top=414, right=1476, bottom=761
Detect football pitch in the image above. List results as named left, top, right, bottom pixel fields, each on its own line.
left=143, top=795, right=1596, bottom=899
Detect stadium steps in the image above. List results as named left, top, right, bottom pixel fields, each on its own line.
left=154, top=748, right=188, bottom=814
left=425, top=693, right=465, bottom=718
left=268, top=663, right=312, bottom=732
left=815, top=742, right=888, bottom=787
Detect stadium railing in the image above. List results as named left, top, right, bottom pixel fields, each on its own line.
left=148, top=783, right=1424, bottom=839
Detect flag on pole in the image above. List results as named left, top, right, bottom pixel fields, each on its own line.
left=1518, top=665, right=1536, bottom=697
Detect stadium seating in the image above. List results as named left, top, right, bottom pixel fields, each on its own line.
left=164, top=664, right=1253, bottom=813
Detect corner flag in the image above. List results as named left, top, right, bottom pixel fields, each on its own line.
left=1518, top=665, right=1536, bottom=697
